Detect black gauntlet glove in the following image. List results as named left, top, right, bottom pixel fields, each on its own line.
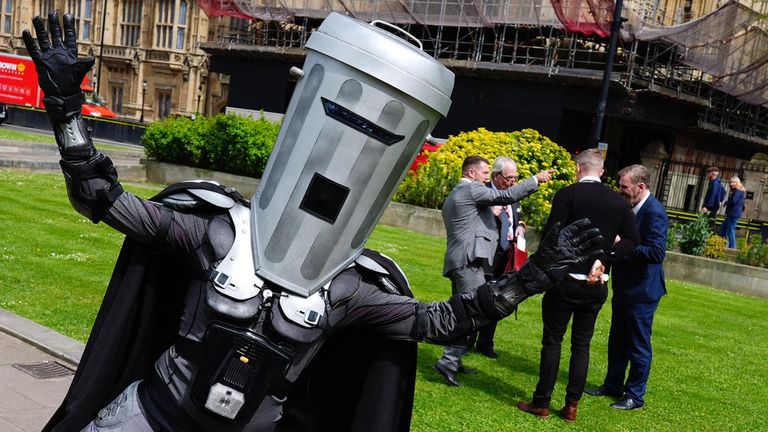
left=477, top=218, right=604, bottom=319
left=23, top=11, right=97, bottom=160
left=520, top=218, right=603, bottom=294
left=22, top=10, right=94, bottom=122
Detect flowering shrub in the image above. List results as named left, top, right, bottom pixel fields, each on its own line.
left=702, top=234, right=727, bottom=259
left=393, top=128, right=576, bottom=230
left=736, top=235, right=768, bottom=267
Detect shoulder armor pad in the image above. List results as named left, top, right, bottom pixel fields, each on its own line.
left=157, top=180, right=237, bottom=211
left=354, top=250, right=412, bottom=297
left=354, top=254, right=389, bottom=275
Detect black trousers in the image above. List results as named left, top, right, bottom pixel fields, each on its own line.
left=475, top=249, right=512, bottom=352
left=532, top=280, right=608, bottom=407
left=475, top=322, right=497, bottom=352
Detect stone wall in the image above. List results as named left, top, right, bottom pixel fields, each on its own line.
left=664, top=251, right=768, bottom=297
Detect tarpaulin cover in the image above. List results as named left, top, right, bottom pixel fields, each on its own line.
left=549, top=0, right=615, bottom=37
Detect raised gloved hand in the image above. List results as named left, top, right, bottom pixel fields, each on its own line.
left=477, top=218, right=602, bottom=319
left=22, top=11, right=95, bottom=122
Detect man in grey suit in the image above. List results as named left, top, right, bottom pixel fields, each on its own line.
left=475, top=156, right=527, bottom=359
left=435, top=155, right=554, bottom=386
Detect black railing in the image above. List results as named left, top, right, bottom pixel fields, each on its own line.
left=656, top=158, right=739, bottom=213
left=3, top=105, right=146, bottom=145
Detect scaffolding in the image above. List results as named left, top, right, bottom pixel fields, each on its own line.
left=200, top=0, right=768, bottom=143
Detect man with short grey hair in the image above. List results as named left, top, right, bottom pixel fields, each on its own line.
left=474, top=156, right=528, bottom=359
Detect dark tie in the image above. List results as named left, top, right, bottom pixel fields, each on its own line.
left=499, top=208, right=511, bottom=251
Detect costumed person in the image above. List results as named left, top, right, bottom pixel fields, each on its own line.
left=26, top=11, right=603, bottom=432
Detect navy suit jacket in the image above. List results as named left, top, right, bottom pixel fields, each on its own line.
left=612, top=194, right=668, bottom=303
left=703, top=177, right=725, bottom=212
left=724, top=189, right=745, bottom=218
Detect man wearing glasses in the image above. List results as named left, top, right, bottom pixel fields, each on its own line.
left=475, top=156, right=528, bottom=359
left=435, top=156, right=554, bottom=386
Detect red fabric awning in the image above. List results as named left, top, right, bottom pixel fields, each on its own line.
left=550, top=0, right=615, bottom=38
left=197, top=0, right=254, bottom=20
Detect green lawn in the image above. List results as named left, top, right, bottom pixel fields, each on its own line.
left=1, top=169, right=766, bottom=431
left=0, top=126, right=58, bottom=144
left=0, top=126, right=143, bottom=153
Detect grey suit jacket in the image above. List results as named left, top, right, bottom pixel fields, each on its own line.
left=442, top=176, right=538, bottom=275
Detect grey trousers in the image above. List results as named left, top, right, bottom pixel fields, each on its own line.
left=436, top=264, right=487, bottom=372
left=82, top=381, right=154, bottom=432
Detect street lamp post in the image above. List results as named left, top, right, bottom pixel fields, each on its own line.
left=591, top=0, right=625, bottom=147
left=140, top=80, right=147, bottom=123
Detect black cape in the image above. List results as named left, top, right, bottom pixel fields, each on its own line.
left=43, top=184, right=417, bottom=432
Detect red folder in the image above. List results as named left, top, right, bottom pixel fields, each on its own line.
left=504, top=237, right=528, bottom=273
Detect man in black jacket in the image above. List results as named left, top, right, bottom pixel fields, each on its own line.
left=517, top=148, right=640, bottom=423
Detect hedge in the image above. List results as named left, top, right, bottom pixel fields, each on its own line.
left=141, top=113, right=281, bottom=178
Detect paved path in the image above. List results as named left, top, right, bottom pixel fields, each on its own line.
left=0, top=139, right=146, bottom=181
left=0, top=123, right=146, bottom=181
left=0, top=310, right=82, bottom=432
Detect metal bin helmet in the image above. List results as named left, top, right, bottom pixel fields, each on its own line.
left=251, top=12, right=454, bottom=297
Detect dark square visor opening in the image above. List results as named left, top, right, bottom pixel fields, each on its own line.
left=299, top=173, right=350, bottom=224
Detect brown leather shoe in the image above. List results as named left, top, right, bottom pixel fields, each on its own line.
left=559, top=401, right=578, bottom=422
left=517, top=400, right=550, bottom=418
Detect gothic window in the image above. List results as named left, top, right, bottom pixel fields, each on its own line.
left=155, top=0, right=174, bottom=49
left=110, top=85, right=123, bottom=114
left=37, top=0, right=54, bottom=16
left=121, top=0, right=142, bottom=47
left=158, top=92, right=172, bottom=118
left=1, top=0, right=12, bottom=34
left=155, top=0, right=187, bottom=50
left=65, top=0, right=92, bottom=41
left=176, top=0, right=187, bottom=50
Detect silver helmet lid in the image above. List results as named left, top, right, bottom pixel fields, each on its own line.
left=251, top=13, right=454, bottom=297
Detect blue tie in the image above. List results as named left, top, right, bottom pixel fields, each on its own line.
left=499, top=208, right=510, bottom=251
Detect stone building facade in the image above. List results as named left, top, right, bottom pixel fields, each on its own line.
left=0, top=0, right=229, bottom=122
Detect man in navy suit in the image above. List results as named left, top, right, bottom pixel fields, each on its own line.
left=586, top=164, right=668, bottom=410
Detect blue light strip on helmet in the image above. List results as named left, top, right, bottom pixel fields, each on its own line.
left=321, top=97, right=405, bottom=145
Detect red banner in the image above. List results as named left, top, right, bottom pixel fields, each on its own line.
left=0, top=54, right=42, bottom=107
left=550, top=0, right=615, bottom=38
left=197, top=0, right=253, bottom=20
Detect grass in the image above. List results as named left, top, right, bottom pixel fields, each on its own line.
left=2, top=169, right=767, bottom=431
left=0, top=126, right=58, bottom=144
left=0, top=126, right=143, bottom=153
